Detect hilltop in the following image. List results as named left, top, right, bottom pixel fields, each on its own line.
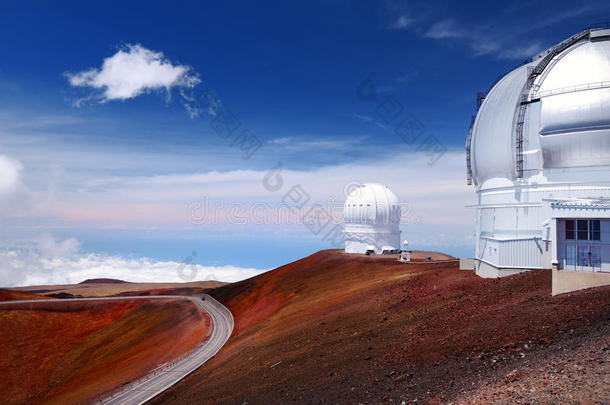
left=79, top=278, right=129, bottom=284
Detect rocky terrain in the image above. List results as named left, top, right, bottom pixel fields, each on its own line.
left=148, top=250, right=609, bottom=404
left=4, top=250, right=608, bottom=404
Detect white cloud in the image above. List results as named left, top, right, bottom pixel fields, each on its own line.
left=498, top=42, right=544, bottom=60
left=423, top=20, right=546, bottom=59
left=266, top=136, right=368, bottom=151
left=396, top=71, right=418, bottom=83
left=40, top=150, right=473, bottom=229
left=0, top=235, right=264, bottom=287
left=179, top=88, right=221, bottom=118
left=0, top=155, right=22, bottom=195
left=408, top=4, right=600, bottom=60
left=36, top=233, right=80, bottom=259
left=0, top=154, right=58, bottom=221
left=425, top=19, right=462, bottom=39
left=66, top=44, right=200, bottom=103
left=391, top=15, right=414, bottom=29
left=268, top=137, right=293, bottom=145
left=353, top=114, right=375, bottom=123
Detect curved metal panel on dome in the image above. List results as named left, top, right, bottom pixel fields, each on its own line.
left=540, top=88, right=610, bottom=135
left=470, top=63, right=532, bottom=185
left=344, top=183, right=400, bottom=225
left=536, top=37, right=610, bottom=169
left=536, top=40, right=610, bottom=95
left=540, top=127, right=610, bottom=168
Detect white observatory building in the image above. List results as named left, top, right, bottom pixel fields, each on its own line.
left=344, top=183, right=401, bottom=254
left=467, top=26, right=610, bottom=278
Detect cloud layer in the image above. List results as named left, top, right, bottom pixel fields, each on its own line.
left=66, top=44, right=200, bottom=103
left=42, top=150, right=472, bottom=228
left=0, top=235, right=264, bottom=287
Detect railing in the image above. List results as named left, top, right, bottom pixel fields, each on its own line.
left=513, top=28, right=592, bottom=178
left=466, top=115, right=476, bottom=185
left=533, top=80, right=610, bottom=99
left=99, top=342, right=205, bottom=404
left=515, top=94, right=529, bottom=179
left=467, top=24, right=607, bottom=182
left=559, top=241, right=610, bottom=273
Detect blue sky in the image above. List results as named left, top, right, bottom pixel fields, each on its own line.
left=0, top=0, right=608, bottom=286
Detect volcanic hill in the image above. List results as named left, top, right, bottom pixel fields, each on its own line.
left=79, top=278, right=129, bottom=284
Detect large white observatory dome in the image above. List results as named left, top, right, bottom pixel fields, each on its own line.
left=468, top=28, right=610, bottom=186
left=343, top=183, right=401, bottom=254
left=466, top=27, right=610, bottom=277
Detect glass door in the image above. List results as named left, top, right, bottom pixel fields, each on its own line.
left=577, top=245, right=590, bottom=270
left=591, top=246, right=602, bottom=271
left=564, top=244, right=576, bottom=270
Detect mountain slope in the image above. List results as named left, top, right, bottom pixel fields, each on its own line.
left=0, top=298, right=210, bottom=404
left=0, top=288, right=51, bottom=301
left=151, top=249, right=610, bottom=404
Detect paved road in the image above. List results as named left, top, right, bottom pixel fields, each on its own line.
left=0, top=294, right=234, bottom=405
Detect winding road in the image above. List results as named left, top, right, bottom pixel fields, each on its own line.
left=0, top=294, right=233, bottom=405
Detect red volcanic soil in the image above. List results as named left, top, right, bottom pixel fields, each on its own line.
left=0, top=298, right=211, bottom=405
left=14, top=280, right=225, bottom=298
left=151, top=250, right=610, bottom=404
left=0, top=288, right=51, bottom=301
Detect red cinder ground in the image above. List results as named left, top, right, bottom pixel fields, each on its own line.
left=0, top=288, right=51, bottom=301
left=0, top=298, right=211, bottom=405
left=14, top=280, right=225, bottom=298
left=148, top=250, right=610, bottom=404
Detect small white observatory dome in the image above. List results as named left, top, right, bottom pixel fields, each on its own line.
left=343, top=183, right=401, bottom=254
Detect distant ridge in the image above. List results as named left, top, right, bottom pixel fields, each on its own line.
left=79, top=278, right=129, bottom=284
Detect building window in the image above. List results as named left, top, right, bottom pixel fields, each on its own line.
left=565, top=219, right=601, bottom=241
left=577, top=220, right=589, bottom=240
left=590, top=220, right=601, bottom=241
left=565, top=219, right=575, bottom=240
